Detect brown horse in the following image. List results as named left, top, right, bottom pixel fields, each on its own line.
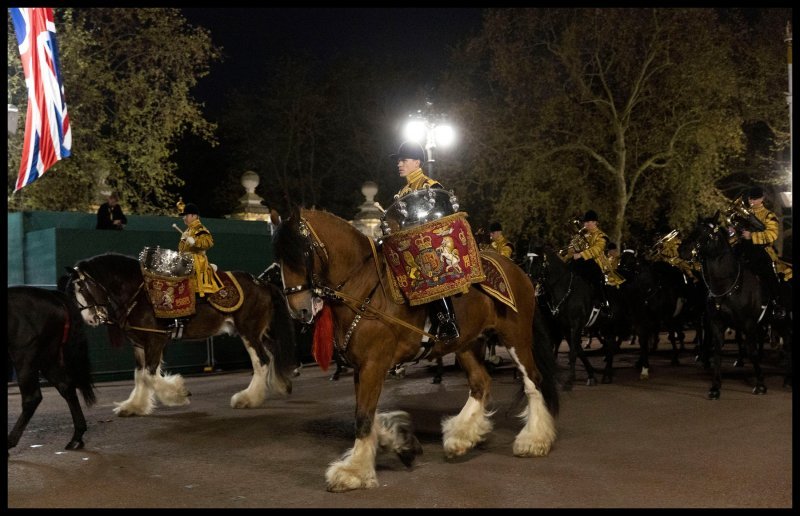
left=274, top=208, right=559, bottom=492
left=64, top=252, right=297, bottom=416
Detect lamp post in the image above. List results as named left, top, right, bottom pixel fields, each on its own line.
left=402, top=101, right=456, bottom=176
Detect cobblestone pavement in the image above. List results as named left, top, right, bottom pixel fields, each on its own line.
left=7, top=336, right=793, bottom=508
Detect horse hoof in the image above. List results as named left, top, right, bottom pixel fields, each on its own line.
left=733, top=360, right=744, bottom=368
left=329, top=374, right=339, bottom=381
left=397, top=436, right=423, bottom=467
left=752, top=385, right=767, bottom=395
left=601, top=376, right=612, bottom=384
left=64, top=439, right=84, bottom=450
left=432, top=377, right=442, bottom=384
left=586, top=377, right=597, bottom=386
left=707, top=390, right=720, bottom=400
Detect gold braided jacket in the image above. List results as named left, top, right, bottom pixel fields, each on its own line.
left=396, top=168, right=443, bottom=198
left=490, top=235, right=514, bottom=258
left=178, top=219, right=221, bottom=296
left=749, top=204, right=780, bottom=246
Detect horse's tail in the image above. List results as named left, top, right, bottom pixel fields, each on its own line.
left=64, top=301, right=97, bottom=407
left=532, top=304, right=560, bottom=417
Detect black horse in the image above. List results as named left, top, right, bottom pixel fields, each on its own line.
left=616, top=249, right=704, bottom=369
left=8, top=286, right=97, bottom=453
left=678, top=213, right=792, bottom=399
left=526, top=244, right=630, bottom=386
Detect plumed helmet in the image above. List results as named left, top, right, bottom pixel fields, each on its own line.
left=390, top=141, right=426, bottom=163
left=747, top=186, right=764, bottom=200
left=583, top=210, right=598, bottom=222
left=489, top=221, right=503, bottom=232
left=180, top=203, right=200, bottom=216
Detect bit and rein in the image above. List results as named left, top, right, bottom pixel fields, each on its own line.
left=283, top=217, right=439, bottom=347
left=72, top=267, right=173, bottom=336
left=695, top=224, right=742, bottom=299
left=534, top=252, right=574, bottom=316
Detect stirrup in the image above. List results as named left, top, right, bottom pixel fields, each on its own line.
left=436, top=319, right=460, bottom=341
left=169, top=318, right=186, bottom=339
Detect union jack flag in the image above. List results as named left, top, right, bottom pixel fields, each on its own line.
left=10, top=7, right=72, bottom=191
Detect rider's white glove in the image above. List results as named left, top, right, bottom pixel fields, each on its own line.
left=184, top=236, right=195, bottom=245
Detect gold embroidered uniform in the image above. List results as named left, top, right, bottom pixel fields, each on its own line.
left=178, top=219, right=224, bottom=297
left=490, top=234, right=514, bottom=258
left=574, top=226, right=625, bottom=287
left=750, top=204, right=792, bottom=280
left=396, top=169, right=442, bottom=198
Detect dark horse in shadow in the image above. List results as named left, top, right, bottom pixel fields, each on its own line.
left=274, top=208, right=559, bottom=492
left=526, top=243, right=631, bottom=386
left=679, top=213, right=792, bottom=399
left=616, top=249, right=704, bottom=369
left=8, top=286, right=97, bottom=453
left=64, top=253, right=298, bottom=416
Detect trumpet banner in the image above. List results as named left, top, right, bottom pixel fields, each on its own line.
left=381, top=212, right=485, bottom=306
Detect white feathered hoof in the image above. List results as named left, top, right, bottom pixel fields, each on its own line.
left=325, top=461, right=379, bottom=492
left=640, top=367, right=650, bottom=380
left=230, top=390, right=265, bottom=409
left=512, top=435, right=553, bottom=457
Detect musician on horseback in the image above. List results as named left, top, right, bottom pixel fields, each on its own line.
left=488, top=221, right=514, bottom=259
left=737, top=186, right=787, bottom=319
left=649, top=226, right=700, bottom=283
left=392, top=140, right=459, bottom=341
left=177, top=202, right=224, bottom=298
left=565, top=210, right=625, bottom=306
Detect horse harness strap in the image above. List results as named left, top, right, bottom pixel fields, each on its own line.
left=702, top=261, right=742, bottom=300
left=298, top=216, right=439, bottom=346
left=547, top=272, right=574, bottom=316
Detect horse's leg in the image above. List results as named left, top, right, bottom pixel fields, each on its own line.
left=638, top=329, right=652, bottom=380
left=146, top=337, right=190, bottom=408
left=50, top=378, right=88, bottom=450
left=707, top=320, right=725, bottom=400
left=506, top=346, right=557, bottom=457
left=7, top=368, right=42, bottom=452
left=570, top=326, right=596, bottom=386
left=442, top=348, right=494, bottom=458
left=325, top=361, right=390, bottom=492
left=432, top=357, right=444, bottom=384
left=746, top=326, right=767, bottom=395
left=113, top=346, right=156, bottom=416
left=600, top=333, right=616, bottom=384
left=231, top=341, right=270, bottom=408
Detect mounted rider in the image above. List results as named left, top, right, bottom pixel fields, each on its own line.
left=488, top=221, right=515, bottom=259
left=390, top=141, right=460, bottom=341
left=649, top=227, right=700, bottom=284
left=177, top=201, right=224, bottom=299
left=735, top=186, right=788, bottom=319
left=564, top=210, right=625, bottom=308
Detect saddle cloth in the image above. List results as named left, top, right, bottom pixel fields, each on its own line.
left=144, top=270, right=244, bottom=317
left=385, top=251, right=518, bottom=313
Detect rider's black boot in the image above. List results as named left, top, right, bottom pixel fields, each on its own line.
left=431, top=297, right=460, bottom=341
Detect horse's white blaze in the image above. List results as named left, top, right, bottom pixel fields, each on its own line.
left=508, top=347, right=557, bottom=457
left=325, top=426, right=379, bottom=492
left=231, top=344, right=269, bottom=408
left=73, top=290, right=102, bottom=326
left=113, top=366, right=155, bottom=416
left=442, top=396, right=494, bottom=458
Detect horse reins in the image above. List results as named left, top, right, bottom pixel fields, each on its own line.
left=72, top=266, right=172, bottom=336
left=285, top=217, right=439, bottom=348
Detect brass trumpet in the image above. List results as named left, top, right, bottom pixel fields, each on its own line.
left=646, top=229, right=679, bottom=260
left=558, top=218, right=589, bottom=256
left=723, top=195, right=753, bottom=229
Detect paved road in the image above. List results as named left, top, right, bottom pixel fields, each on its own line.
left=7, top=337, right=793, bottom=508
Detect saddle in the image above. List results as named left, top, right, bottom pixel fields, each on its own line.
left=144, top=271, right=244, bottom=317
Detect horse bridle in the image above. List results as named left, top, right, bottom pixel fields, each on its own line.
left=281, top=217, right=332, bottom=299
left=281, top=215, right=440, bottom=346
left=70, top=266, right=113, bottom=324
left=528, top=252, right=573, bottom=316
left=693, top=222, right=742, bottom=298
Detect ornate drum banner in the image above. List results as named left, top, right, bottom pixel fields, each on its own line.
left=141, top=270, right=196, bottom=318
left=382, top=212, right=485, bottom=306
left=139, top=246, right=196, bottom=318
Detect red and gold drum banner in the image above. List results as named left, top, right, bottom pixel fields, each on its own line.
left=141, top=268, right=196, bottom=318
left=382, top=212, right=485, bottom=306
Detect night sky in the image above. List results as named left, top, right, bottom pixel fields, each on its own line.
left=181, top=8, right=485, bottom=117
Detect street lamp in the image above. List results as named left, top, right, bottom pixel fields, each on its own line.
left=403, top=103, right=456, bottom=175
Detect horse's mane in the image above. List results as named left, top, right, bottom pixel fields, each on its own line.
left=274, top=208, right=371, bottom=271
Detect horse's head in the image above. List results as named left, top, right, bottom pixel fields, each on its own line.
left=273, top=209, right=328, bottom=324
left=616, top=248, right=639, bottom=279
left=679, top=212, right=729, bottom=264
left=65, top=265, right=112, bottom=327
